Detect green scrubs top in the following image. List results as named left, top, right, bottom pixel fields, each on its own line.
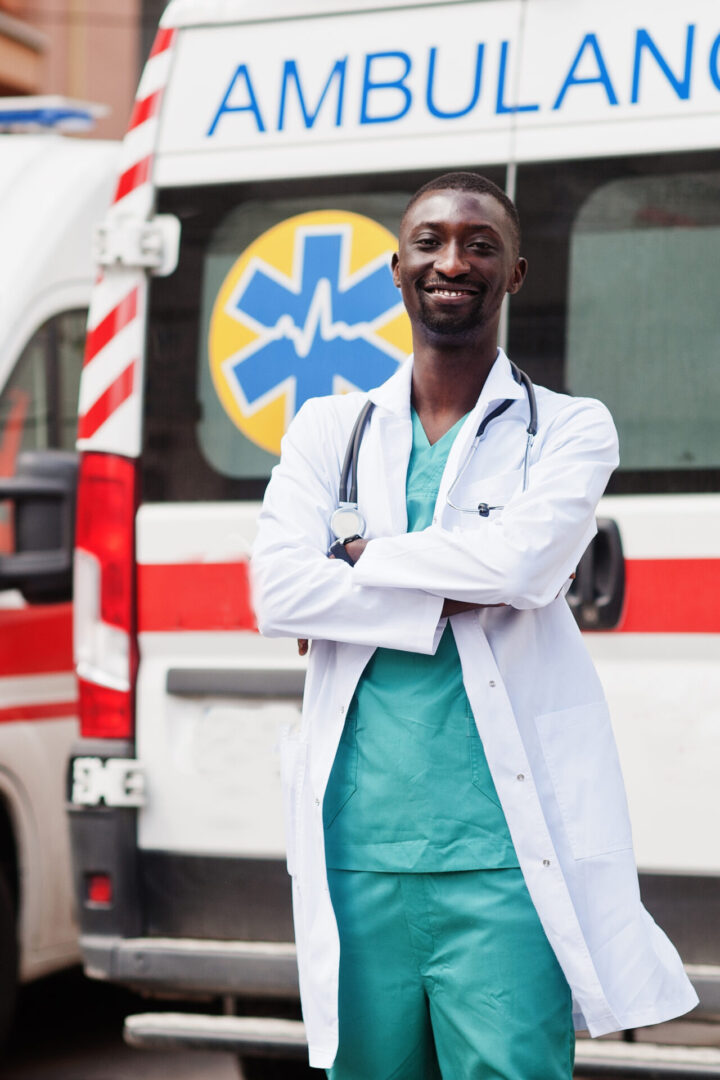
left=324, top=409, right=519, bottom=872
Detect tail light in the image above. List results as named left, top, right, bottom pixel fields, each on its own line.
left=74, top=453, right=138, bottom=739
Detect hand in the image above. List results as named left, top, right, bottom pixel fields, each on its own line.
left=343, top=538, right=368, bottom=564
left=441, top=599, right=506, bottom=616
left=298, top=639, right=309, bottom=656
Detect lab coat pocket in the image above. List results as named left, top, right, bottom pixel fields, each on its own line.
left=279, top=728, right=307, bottom=877
left=535, top=702, right=633, bottom=860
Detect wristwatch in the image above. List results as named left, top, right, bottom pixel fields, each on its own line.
left=328, top=534, right=361, bottom=565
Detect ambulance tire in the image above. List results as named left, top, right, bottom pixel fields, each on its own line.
left=238, top=1056, right=315, bottom=1079
left=0, top=870, right=18, bottom=1046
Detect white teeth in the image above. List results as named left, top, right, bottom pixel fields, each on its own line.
left=432, top=289, right=468, bottom=297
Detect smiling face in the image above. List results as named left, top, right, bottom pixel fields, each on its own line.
left=392, top=189, right=527, bottom=340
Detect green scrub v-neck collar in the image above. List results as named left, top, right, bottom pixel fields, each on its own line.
left=410, top=408, right=469, bottom=452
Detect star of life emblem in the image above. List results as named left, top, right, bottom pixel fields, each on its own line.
left=208, top=210, right=411, bottom=456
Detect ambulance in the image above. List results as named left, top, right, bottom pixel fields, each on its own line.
left=67, top=0, right=720, bottom=1069
left=0, top=99, right=118, bottom=1040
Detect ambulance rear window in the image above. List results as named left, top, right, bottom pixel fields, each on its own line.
left=511, top=149, right=720, bottom=494
left=141, top=168, right=504, bottom=502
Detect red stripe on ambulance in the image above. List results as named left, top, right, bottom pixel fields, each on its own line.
left=84, top=289, right=139, bottom=368
left=0, top=604, right=73, bottom=676
left=0, top=701, right=78, bottom=724
left=128, top=89, right=164, bottom=131
left=113, top=156, right=153, bottom=204
left=149, top=27, right=176, bottom=58
left=77, top=361, right=136, bottom=440
left=138, top=562, right=257, bottom=633
left=619, top=558, right=720, bottom=633
left=135, top=558, right=720, bottom=636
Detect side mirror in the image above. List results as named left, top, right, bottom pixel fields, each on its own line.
left=0, top=450, right=78, bottom=603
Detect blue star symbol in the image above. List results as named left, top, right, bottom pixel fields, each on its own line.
left=224, top=228, right=404, bottom=414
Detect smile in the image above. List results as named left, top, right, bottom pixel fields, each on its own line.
left=424, top=286, right=477, bottom=298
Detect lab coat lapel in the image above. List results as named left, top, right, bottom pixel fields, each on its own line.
left=365, top=358, right=414, bottom=537
left=435, top=350, right=525, bottom=514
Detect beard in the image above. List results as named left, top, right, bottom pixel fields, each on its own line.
left=415, top=290, right=487, bottom=336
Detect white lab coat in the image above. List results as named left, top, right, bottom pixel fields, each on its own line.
left=251, top=351, right=698, bottom=1070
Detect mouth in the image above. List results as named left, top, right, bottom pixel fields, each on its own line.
left=422, top=283, right=479, bottom=301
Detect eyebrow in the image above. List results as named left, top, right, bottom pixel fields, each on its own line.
left=410, top=221, right=502, bottom=237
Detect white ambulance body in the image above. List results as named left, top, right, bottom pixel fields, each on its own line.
left=69, top=0, right=720, bottom=1058
left=0, top=103, right=119, bottom=1038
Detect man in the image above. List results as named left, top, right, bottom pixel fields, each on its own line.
left=251, top=173, right=696, bottom=1078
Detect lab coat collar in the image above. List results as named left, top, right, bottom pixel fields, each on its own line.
left=367, top=348, right=524, bottom=421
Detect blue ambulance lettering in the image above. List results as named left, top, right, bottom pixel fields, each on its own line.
left=360, top=51, right=413, bottom=124
left=553, top=33, right=619, bottom=110
left=711, top=34, right=720, bottom=91
left=278, top=58, right=347, bottom=130
left=496, top=40, right=540, bottom=114
left=426, top=43, right=484, bottom=119
left=228, top=231, right=401, bottom=411
left=631, top=26, right=695, bottom=104
left=207, top=25, right=718, bottom=137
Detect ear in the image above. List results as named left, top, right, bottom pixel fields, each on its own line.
left=391, top=252, right=401, bottom=288
left=506, top=256, right=528, bottom=296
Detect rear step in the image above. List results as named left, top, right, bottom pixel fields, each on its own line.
left=124, top=1014, right=307, bottom=1059
left=574, top=1040, right=720, bottom=1078
left=125, top=1014, right=720, bottom=1076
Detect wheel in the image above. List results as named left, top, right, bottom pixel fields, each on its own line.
left=0, top=870, right=18, bottom=1045
left=238, top=1056, right=318, bottom=1079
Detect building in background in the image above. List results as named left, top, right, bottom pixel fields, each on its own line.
left=141, top=0, right=165, bottom=75
left=0, top=0, right=142, bottom=140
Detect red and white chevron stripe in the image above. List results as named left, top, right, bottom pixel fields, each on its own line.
left=77, top=28, right=177, bottom=455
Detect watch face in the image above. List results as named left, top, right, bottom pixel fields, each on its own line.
left=330, top=506, right=365, bottom=540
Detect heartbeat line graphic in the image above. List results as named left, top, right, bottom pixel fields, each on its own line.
left=222, top=226, right=405, bottom=415
left=267, top=277, right=383, bottom=358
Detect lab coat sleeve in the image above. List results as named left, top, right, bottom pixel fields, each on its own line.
left=352, top=398, right=619, bottom=610
left=250, top=399, right=444, bottom=651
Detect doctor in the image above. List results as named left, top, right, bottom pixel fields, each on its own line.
left=251, top=172, right=697, bottom=1078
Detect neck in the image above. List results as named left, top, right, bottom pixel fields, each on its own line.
left=410, top=326, right=499, bottom=439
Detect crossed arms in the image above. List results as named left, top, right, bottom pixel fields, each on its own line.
left=250, top=396, right=618, bottom=655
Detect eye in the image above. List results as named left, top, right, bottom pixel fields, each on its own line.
left=414, top=236, right=439, bottom=248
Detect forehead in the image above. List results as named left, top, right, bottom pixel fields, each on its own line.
left=402, top=189, right=513, bottom=239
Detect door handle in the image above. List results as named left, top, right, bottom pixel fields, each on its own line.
left=567, top=517, right=625, bottom=631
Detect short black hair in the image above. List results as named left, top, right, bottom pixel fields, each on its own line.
left=401, top=171, right=521, bottom=254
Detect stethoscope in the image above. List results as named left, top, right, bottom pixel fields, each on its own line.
left=329, top=361, right=538, bottom=547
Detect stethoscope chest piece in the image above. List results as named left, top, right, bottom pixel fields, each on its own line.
left=330, top=504, right=366, bottom=541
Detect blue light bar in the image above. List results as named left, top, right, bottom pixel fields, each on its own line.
left=0, top=106, right=94, bottom=128
left=0, top=97, right=109, bottom=133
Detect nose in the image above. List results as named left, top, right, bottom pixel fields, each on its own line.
left=434, top=239, right=470, bottom=278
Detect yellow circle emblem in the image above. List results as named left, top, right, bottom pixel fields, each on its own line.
left=208, top=210, right=411, bottom=456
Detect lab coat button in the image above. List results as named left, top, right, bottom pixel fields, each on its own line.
left=517, top=774, right=525, bottom=782
left=542, top=859, right=551, bottom=867
left=315, top=798, right=320, bottom=807
left=489, top=680, right=496, bottom=688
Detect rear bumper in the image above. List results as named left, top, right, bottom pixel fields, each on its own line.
left=80, top=933, right=299, bottom=998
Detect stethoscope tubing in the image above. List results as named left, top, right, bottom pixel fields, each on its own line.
left=334, top=362, right=537, bottom=533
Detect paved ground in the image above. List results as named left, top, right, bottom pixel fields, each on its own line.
left=2, top=968, right=240, bottom=1080
left=3, top=966, right=719, bottom=1078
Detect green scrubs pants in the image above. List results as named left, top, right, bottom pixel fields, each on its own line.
left=326, top=867, right=574, bottom=1080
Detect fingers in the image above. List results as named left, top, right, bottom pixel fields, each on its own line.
left=298, top=639, right=309, bottom=656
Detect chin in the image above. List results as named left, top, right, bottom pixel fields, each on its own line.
left=418, top=312, right=482, bottom=336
